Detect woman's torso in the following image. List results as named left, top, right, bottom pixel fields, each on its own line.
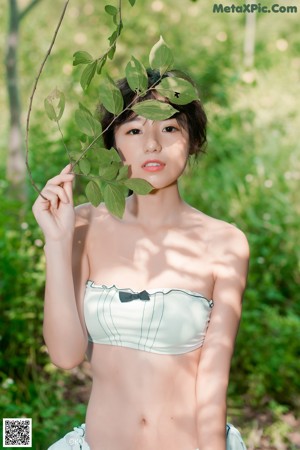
left=80, top=202, right=220, bottom=450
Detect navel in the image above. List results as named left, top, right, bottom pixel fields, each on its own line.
left=139, top=417, right=148, bottom=426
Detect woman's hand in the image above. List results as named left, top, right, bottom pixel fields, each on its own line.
left=32, top=164, right=75, bottom=242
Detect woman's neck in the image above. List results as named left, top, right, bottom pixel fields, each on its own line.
left=125, top=182, right=186, bottom=229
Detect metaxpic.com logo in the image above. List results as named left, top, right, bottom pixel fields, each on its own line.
left=212, top=1, right=298, bottom=14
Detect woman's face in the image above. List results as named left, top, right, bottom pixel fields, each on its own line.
left=114, top=115, right=190, bottom=190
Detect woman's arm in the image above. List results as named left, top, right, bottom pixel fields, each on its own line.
left=196, top=226, right=249, bottom=450
left=33, top=165, right=91, bottom=369
left=43, top=207, right=91, bottom=369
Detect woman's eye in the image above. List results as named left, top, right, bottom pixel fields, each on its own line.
left=127, top=128, right=141, bottom=135
left=163, top=126, right=178, bottom=133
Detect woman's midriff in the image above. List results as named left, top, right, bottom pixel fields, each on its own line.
left=85, top=344, right=201, bottom=450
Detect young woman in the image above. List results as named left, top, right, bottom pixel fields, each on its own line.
left=33, top=69, right=249, bottom=450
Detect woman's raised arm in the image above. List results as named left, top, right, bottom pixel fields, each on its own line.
left=32, top=165, right=90, bottom=369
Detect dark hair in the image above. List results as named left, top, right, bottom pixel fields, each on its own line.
left=98, top=68, right=207, bottom=157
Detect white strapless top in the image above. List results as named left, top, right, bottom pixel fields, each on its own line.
left=84, top=280, right=214, bottom=355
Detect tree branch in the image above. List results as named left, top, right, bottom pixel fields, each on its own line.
left=25, top=0, right=70, bottom=197
left=19, top=0, right=42, bottom=22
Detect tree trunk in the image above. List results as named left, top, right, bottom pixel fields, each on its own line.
left=243, top=0, right=257, bottom=68
left=5, top=0, right=27, bottom=197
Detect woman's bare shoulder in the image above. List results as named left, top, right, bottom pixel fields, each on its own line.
left=206, top=216, right=249, bottom=260
left=187, top=205, right=249, bottom=257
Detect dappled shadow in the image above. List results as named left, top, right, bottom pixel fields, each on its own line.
left=87, top=205, right=218, bottom=298
left=74, top=202, right=249, bottom=449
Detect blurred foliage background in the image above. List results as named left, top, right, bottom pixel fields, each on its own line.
left=0, top=0, right=299, bottom=448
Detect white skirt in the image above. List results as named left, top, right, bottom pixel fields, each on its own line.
left=47, top=422, right=247, bottom=449
left=226, top=423, right=247, bottom=450
left=47, top=424, right=90, bottom=450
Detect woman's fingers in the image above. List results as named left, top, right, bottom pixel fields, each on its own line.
left=32, top=165, right=76, bottom=240
left=33, top=164, right=75, bottom=210
left=41, top=164, right=75, bottom=205
left=60, top=163, right=73, bottom=174
left=46, top=172, right=74, bottom=188
left=61, top=164, right=74, bottom=205
left=42, top=185, right=70, bottom=206
left=45, top=164, right=74, bottom=186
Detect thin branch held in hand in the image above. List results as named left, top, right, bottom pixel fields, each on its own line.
left=26, top=0, right=123, bottom=196
left=56, top=119, right=71, bottom=163
left=25, top=0, right=70, bottom=198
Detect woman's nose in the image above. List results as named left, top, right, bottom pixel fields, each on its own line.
left=145, top=134, right=162, bottom=153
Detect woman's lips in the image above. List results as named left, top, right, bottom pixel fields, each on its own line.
left=141, top=160, right=166, bottom=172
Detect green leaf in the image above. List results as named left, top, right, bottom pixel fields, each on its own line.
left=105, top=4, right=118, bottom=15
left=44, top=88, right=65, bottom=122
left=80, top=61, right=97, bottom=90
left=108, top=44, right=116, bottom=60
left=79, top=103, right=93, bottom=116
left=90, top=138, right=105, bottom=151
left=80, top=138, right=89, bottom=150
left=124, top=178, right=153, bottom=195
left=99, top=75, right=124, bottom=115
left=128, top=0, right=136, bottom=5
left=75, top=109, right=102, bottom=137
left=103, top=184, right=126, bottom=218
left=97, top=57, right=106, bottom=75
left=116, top=165, right=129, bottom=181
left=97, top=147, right=116, bottom=165
left=44, top=99, right=56, bottom=121
left=69, top=151, right=82, bottom=160
left=156, top=77, right=199, bottom=105
left=108, top=30, right=118, bottom=45
left=149, top=36, right=174, bottom=75
left=131, top=100, right=178, bottom=120
left=73, top=51, right=94, bottom=66
left=85, top=181, right=103, bottom=207
left=109, top=147, right=122, bottom=162
left=96, top=147, right=121, bottom=164
left=99, top=161, right=122, bottom=180
left=125, top=56, right=148, bottom=95
left=79, top=159, right=91, bottom=176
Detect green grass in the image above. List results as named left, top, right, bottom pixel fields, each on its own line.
left=1, top=0, right=299, bottom=447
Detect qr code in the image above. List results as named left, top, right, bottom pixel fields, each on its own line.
left=3, top=418, right=32, bottom=448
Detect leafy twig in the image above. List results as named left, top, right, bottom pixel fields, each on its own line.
left=76, top=0, right=124, bottom=90
left=100, top=0, right=123, bottom=61
left=27, top=1, right=197, bottom=216
left=25, top=0, right=123, bottom=197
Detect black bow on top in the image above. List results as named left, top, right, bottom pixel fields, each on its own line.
left=119, top=290, right=150, bottom=303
